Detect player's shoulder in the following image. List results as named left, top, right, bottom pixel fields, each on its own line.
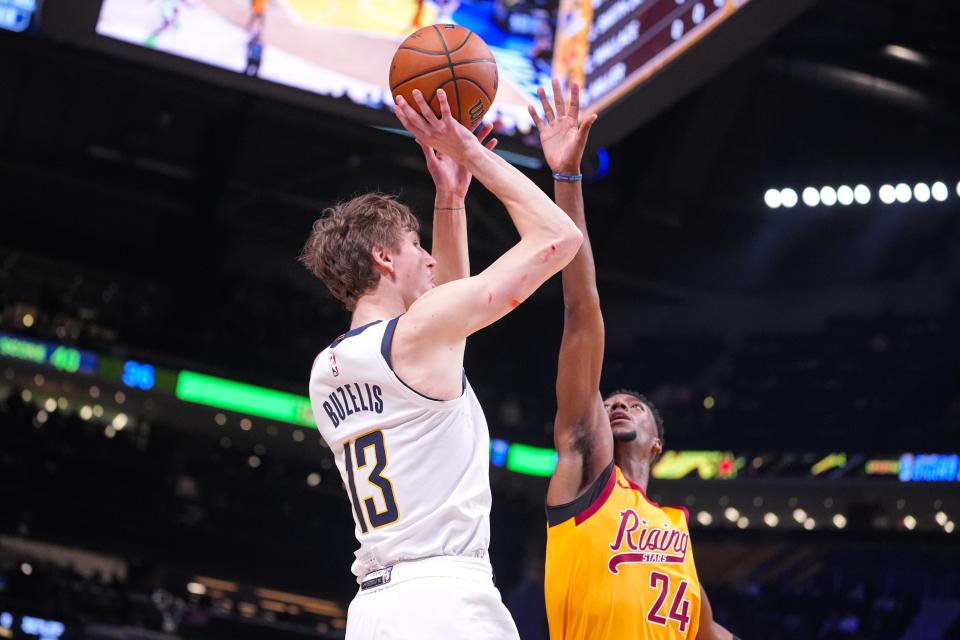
left=310, top=319, right=388, bottom=379
left=546, top=458, right=616, bottom=527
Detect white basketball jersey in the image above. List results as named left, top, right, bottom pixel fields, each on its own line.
left=309, top=317, right=492, bottom=581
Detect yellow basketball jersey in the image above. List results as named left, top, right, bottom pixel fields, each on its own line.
left=545, top=461, right=701, bottom=640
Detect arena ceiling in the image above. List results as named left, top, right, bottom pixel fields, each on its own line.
left=0, top=0, right=957, bottom=428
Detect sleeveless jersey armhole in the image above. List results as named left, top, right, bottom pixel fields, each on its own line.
left=380, top=315, right=466, bottom=400
left=546, top=459, right=616, bottom=527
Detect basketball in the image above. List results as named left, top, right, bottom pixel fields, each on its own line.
left=389, top=24, right=498, bottom=130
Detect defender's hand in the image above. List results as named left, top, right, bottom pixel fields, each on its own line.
left=528, top=78, right=597, bottom=175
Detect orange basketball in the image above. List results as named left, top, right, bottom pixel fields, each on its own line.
left=389, top=24, right=498, bottom=130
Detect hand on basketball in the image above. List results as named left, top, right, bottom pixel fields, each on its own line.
left=528, top=79, right=597, bottom=175
left=394, top=89, right=483, bottom=165
left=419, top=122, right=497, bottom=200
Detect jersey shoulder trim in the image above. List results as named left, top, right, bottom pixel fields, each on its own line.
left=329, top=319, right=382, bottom=349
left=621, top=475, right=690, bottom=525
left=379, top=315, right=466, bottom=401
left=546, top=459, right=615, bottom=527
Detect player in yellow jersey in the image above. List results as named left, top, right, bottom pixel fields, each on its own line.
left=528, top=80, right=739, bottom=640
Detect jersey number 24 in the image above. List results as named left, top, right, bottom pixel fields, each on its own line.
left=344, top=430, right=400, bottom=533
left=647, top=571, right=692, bottom=633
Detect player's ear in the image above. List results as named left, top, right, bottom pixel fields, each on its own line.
left=651, top=438, right=663, bottom=457
left=372, top=243, right=394, bottom=275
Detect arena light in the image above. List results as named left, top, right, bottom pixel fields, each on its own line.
left=780, top=188, right=798, bottom=208
left=306, top=472, right=321, bottom=487
left=506, top=443, right=557, bottom=477
left=836, top=185, right=854, bottom=206
left=176, top=370, right=315, bottom=428
left=44, top=398, right=56, bottom=412
left=490, top=438, right=509, bottom=467
left=819, top=186, right=837, bottom=206
left=878, top=184, right=896, bottom=204
left=832, top=513, right=847, bottom=529
left=696, top=511, right=713, bottom=526
left=186, top=582, right=207, bottom=595
left=763, top=512, right=779, bottom=527
left=946, top=521, right=955, bottom=534
left=724, top=507, right=739, bottom=522
left=803, top=518, right=816, bottom=530
left=112, top=413, right=128, bottom=430
left=802, top=187, right=820, bottom=207
left=935, top=511, right=948, bottom=526
left=79, top=406, right=93, bottom=421
left=883, top=44, right=929, bottom=66
left=764, top=189, right=782, bottom=209
left=931, top=181, right=948, bottom=202
left=736, top=516, right=749, bottom=529
left=894, top=183, right=912, bottom=203
left=854, top=184, right=871, bottom=204
left=913, top=183, right=931, bottom=203
left=793, top=508, right=807, bottom=523
left=903, top=515, right=916, bottom=530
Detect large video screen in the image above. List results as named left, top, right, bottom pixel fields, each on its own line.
left=94, top=0, right=754, bottom=147
left=555, top=0, right=751, bottom=113
left=95, top=0, right=556, bottom=145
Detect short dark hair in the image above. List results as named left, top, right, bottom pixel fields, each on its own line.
left=606, top=388, right=665, bottom=448
left=298, top=193, right=420, bottom=311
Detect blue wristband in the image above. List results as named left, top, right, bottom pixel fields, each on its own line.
left=552, top=172, right=583, bottom=182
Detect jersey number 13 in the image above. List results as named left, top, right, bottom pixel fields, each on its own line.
left=344, top=430, right=400, bottom=533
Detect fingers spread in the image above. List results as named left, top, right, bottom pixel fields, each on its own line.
left=537, top=86, right=554, bottom=123
left=576, top=113, right=598, bottom=148
left=412, top=89, right=437, bottom=122
left=476, top=122, right=495, bottom=144
left=527, top=104, right=545, bottom=130
left=437, top=88, right=453, bottom=121
left=552, top=77, right=565, bottom=117
left=569, top=82, right=580, bottom=122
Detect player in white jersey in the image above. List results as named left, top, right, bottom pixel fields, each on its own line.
left=300, top=88, right=583, bottom=639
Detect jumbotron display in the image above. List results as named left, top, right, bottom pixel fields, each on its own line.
left=554, top=0, right=751, bottom=112
left=93, top=0, right=753, bottom=146
left=95, top=0, right=556, bottom=144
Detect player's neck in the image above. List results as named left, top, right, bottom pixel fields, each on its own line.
left=615, top=454, right=651, bottom=494
left=350, top=288, right=408, bottom=330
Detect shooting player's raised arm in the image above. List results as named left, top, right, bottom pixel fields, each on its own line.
left=421, top=123, right=498, bottom=286
left=390, top=88, right=582, bottom=399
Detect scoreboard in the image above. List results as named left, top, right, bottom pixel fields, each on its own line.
left=554, top=0, right=751, bottom=113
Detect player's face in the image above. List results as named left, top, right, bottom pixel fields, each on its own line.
left=394, top=229, right=437, bottom=306
left=603, top=394, right=656, bottom=447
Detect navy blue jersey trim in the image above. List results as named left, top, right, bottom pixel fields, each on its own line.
left=329, top=320, right=382, bottom=349
left=380, top=315, right=465, bottom=401
left=379, top=317, right=400, bottom=368
left=546, top=458, right=615, bottom=527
